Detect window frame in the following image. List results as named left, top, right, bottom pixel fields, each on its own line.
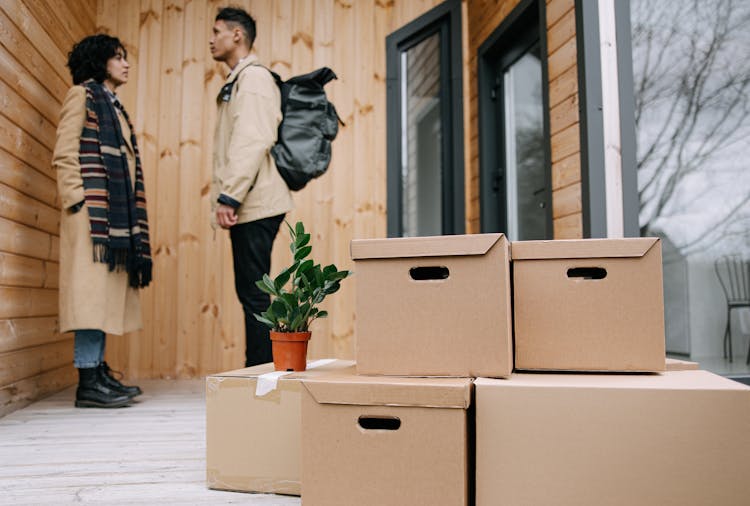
left=386, top=0, right=465, bottom=237
left=477, top=0, right=553, bottom=238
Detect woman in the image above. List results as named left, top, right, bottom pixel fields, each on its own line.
left=53, top=34, right=152, bottom=408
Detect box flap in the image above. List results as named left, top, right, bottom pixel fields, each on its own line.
left=665, top=357, right=700, bottom=371
left=475, top=370, right=748, bottom=391
left=351, top=233, right=504, bottom=260
left=208, top=363, right=277, bottom=379
left=511, top=237, right=659, bottom=260
left=207, top=359, right=354, bottom=379
left=302, top=367, right=472, bottom=408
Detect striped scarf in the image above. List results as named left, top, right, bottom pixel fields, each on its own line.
left=79, top=80, right=152, bottom=288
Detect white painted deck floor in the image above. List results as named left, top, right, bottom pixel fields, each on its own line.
left=0, top=380, right=300, bottom=505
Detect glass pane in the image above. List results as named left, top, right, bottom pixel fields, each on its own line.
left=631, top=1, right=750, bottom=363
left=503, top=43, right=546, bottom=240
left=401, top=32, right=442, bottom=237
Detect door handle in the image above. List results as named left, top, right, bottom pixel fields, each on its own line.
left=492, top=167, right=504, bottom=192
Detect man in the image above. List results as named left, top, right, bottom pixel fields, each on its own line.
left=209, top=7, right=293, bottom=366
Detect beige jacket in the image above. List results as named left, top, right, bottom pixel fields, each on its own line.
left=53, top=85, right=142, bottom=335
left=211, top=54, right=293, bottom=225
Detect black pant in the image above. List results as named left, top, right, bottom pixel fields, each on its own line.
left=229, top=214, right=285, bottom=367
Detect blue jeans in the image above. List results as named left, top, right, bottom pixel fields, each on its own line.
left=74, top=329, right=106, bottom=368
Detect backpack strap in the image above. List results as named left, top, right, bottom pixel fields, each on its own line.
left=215, top=61, right=279, bottom=103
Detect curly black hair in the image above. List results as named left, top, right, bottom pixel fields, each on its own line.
left=216, top=7, right=256, bottom=47
left=67, top=34, right=127, bottom=85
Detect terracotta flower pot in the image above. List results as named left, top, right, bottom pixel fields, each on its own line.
left=270, top=330, right=312, bottom=371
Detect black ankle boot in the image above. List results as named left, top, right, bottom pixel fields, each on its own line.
left=98, top=362, right=143, bottom=397
left=75, top=367, right=132, bottom=408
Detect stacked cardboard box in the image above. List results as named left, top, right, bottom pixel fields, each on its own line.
left=351, top=233, right=512, bottom=377
left=205, top=359, right=353, bottom=495
left=205, top=234, right=750, bottom=505
left=474, top=370, right=750, bottom=505
left=301, top=367, right=472, bottom=506
left=511, top=238, right=665, bottom=372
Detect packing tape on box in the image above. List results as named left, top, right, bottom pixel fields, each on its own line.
left=255, top=358, right=337, bottom=397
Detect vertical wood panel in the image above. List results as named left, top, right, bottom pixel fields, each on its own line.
left=90, top=0, right=448, bottom=377
left=175, top=0, right=206, bottom=377
left=0, top=0, right=97, bottom=417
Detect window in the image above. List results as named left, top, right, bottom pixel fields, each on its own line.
left=630, top=0, right=750, bottom=361
left=478, top=0, right=551, bottom=240
left=386, top=0, right=464, bottom=237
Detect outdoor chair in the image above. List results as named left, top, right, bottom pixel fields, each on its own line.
left=714, top=255, right=750, bottom=364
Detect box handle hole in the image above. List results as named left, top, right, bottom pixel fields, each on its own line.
left=567, top=267, right=607, bottom=280
left=358, top=416, right=401, bottom=431
left=409, top=266, right=449, bottom=280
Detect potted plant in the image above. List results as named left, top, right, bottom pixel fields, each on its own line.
left=254, top=221, right=352, bottom=371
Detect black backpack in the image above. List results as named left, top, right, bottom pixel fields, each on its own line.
left=222, top=65, right=343, bottom=191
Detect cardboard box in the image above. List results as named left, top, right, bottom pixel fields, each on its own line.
left=205, top=359, right=354, bottom=495
left=301, top=366, right=473, bottom=506
left=475, top=371, right=750, bottom=506
left=512, top=238, right=666, bottom=372
left=351, top=233, right=512, bottom=377
left=665, top=357, right=700, bottom=370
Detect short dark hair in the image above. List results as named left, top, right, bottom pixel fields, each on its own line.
left=67, top=34, right=126, bottom=85
left=216, top=7, right=256, bottom=48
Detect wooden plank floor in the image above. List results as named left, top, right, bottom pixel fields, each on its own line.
left=0, top=380, right=300, bottom=505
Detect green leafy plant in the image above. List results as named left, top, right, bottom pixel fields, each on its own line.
left=254, top=221, right=352, bottom=332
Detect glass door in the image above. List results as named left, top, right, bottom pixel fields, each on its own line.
left=500, top=42, right=547, bottom=240
left=479, top=1, right=550, bottom=240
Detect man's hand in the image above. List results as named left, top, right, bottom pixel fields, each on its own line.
left=216, top=204, right=239, bottom=229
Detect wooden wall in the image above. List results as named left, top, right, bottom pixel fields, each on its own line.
left=94, top=0, right=447, bottom=380
left=465, top=0, right=582, bottom=237
left=0, top=0, right=97, bottom=416
left=0, top=0, right=584, bottom=415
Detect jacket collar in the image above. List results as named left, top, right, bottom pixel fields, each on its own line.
left=225, top=53, right=259, bottom=83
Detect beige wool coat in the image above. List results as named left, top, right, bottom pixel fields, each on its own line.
left=53, top=85, right=143, bottom=335
left=211, top=54, right=293, bottom=226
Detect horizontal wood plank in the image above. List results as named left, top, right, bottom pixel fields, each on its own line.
left=39, top=0, right=90, bottom=46
left=546, top=6, right=575, bottom=54
left=0, top=113, right=54, bottom=180
left=550, top=122, right=579, bottom=163
left=21, top=0, right=77, bottom=61
left=0, top=148, right=58, bottom=208
left=0, top=338, right=71, bottom=387
left=553, top=211, right=583, bottom=239
left=549, top=92, right=579, bottom=136
left=0, top=362, right=74, bottom=418
left=552, top=152, right=581, bottom=190
left=548, top=34, right=577, bottom=82
left=0, top=251, right=46, bottom=287
left=0, top=316, right=62, bottom=354
left=549, top=63, right=578, bottom=108
left=546, top=0, right=575, bottom=29
left=0, top=0, right=71, bottom=86
left=0, top=286, right=58, bottom=319
left=0, top=41, right=62, bottom=126
left=0, top=7, right=69, bottom=104
left=0, top=182, right=60, bottom=235
left=552, top=181, right=582, bottom=218
left=0, top=216, right=54, bottom=260
left=0, top=77, right=57, bottom=151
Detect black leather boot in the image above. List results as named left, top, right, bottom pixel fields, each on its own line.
left=98, top=362, right=143, bottom=397
left=75, top=367, right=132, bottom=408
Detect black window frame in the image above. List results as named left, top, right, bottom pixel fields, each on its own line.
left=386, top=0, right=465, bottom=237
left=477, top=0, right=553, bottom=238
